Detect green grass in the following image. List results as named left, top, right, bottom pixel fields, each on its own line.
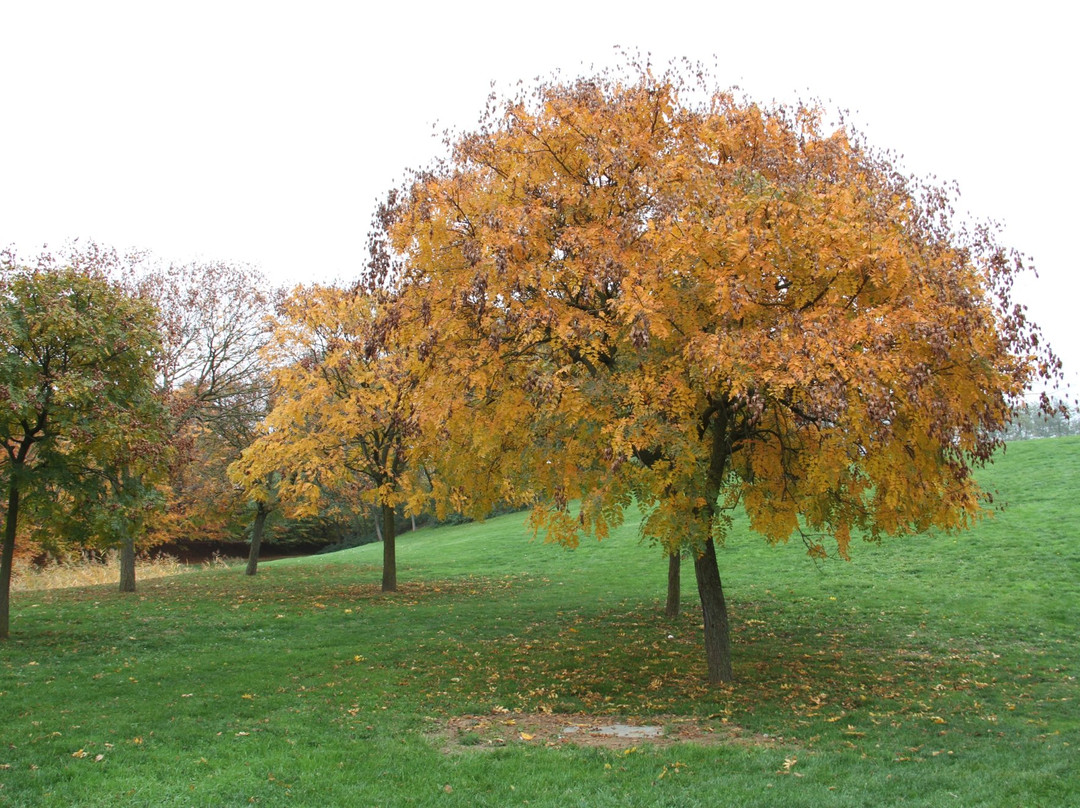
left=1, top=437, right=1077, bottom=807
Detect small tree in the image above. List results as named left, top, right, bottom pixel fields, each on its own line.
left=230, top=285, right=425, bottom=591
left=0, top=253, right=165, bottom=635
left=386, top=65, right=1062, bottom=683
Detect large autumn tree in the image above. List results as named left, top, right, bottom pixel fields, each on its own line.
left=386, top=66, right=1062, bottom=683
left=0, top=253, right=165, bottom=637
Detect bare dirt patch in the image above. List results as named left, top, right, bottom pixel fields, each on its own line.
left=438, top=710, right=774, bottom=752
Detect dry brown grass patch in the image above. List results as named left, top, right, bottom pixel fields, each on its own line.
left=10, top=552, right=228, bottom=592
left=438, top=710, right=773, bottom=752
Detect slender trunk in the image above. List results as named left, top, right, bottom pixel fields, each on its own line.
left=692, top=397, right=734, bottom=683
left=665, top=551, right=681, bottom=618
left=246, top=501, right=270, bottom=576
left=381, top=502, right=397, bottom=592
left=411, top=514, right=416, bottom=532
left=0, top=479, right=20, bottom=640
left=118, top=533, right=136, bottom=593
left=373, top=509, right=383, bottom=542
left=693, top=537, right=733, bottom=683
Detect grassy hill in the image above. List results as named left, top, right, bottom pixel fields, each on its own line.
left=1, top=437, right=1077, bottom=806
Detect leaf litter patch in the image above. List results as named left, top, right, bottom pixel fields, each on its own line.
left=438, top=711, right=776, bottom=752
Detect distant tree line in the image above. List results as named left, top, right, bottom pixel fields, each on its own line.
left=1001, top=400, right=1079, bottom=441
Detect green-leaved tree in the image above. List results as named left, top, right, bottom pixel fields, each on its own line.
left=0, top=253, right=166, bottom=636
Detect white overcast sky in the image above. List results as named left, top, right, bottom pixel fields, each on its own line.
left=2, top=1, right=1077, bottom=393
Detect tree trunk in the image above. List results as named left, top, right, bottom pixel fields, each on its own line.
left=373, top=508, right=383, bottom=542
left=118, top=533, right=136, bottom=593
left=665, top=551, right=681, bottom=618
left=693, top=399, right=734, bottom=683
left=381, top=502, right=397, bottom=592
left=245, top=502, right=269, bottom=576
left=0, top=479, right=20, bottom=640
left=693, top=537, right=733, bottom=683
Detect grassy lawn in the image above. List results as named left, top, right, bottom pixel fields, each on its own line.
left=1, top=437, right=1077, bottom=807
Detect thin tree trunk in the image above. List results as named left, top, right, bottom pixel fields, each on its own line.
left=665, top=551, right=681, bottom=618
left=0, top=479, right=20, bottom=640
left=692, top=398, right=735, bottom=683
left=381, top=502, right=397, bottom=592
left=693, top=537, right=733, bottom=683
left=246, top=501, right=270, bottom=576
left=118, top=533, right=136, bottom=593
left=373, top=508, right=383, bottom=542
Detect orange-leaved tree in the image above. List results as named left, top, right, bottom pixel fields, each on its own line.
left=229, top=284, right=425, bottom=591
left=386, top=65, right=1062, bottom=683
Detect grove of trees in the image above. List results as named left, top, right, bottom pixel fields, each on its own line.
left=1, top=62, right=1066, bottom=682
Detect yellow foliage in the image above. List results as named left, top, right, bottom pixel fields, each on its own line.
left=228, top=285, right=426, bottom=522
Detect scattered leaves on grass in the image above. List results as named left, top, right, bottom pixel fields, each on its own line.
left=777, top=755, right=800, bottom=775
left=657, top=761, right=688, bottom=779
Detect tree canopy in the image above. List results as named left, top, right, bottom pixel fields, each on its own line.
left=385, top=66, right=1062, bottom=682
